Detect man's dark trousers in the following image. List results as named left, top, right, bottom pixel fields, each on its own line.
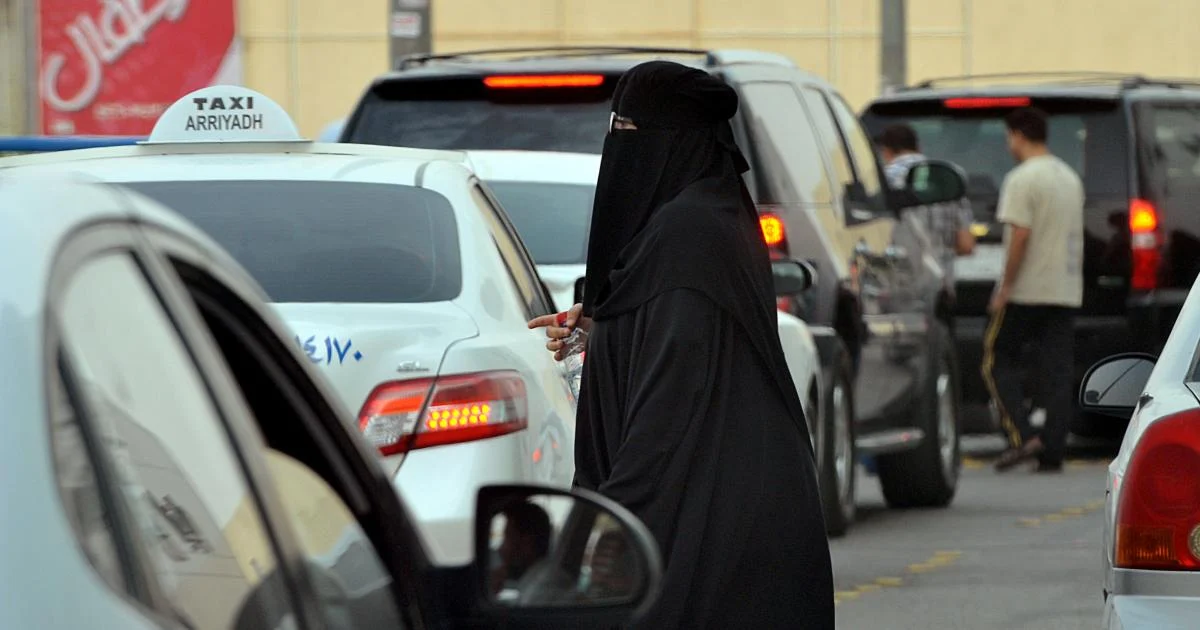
left=982, top=304, right=1075, bottom=466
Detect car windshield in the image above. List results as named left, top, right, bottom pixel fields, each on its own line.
left=122, top=180, right=462, bottom=303
left=486, top=180, right=595, bottom=265
left=861, top=102, right=1128, bottom=221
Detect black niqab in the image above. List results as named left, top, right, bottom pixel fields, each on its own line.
left=574, top=61, right=834, bottom=629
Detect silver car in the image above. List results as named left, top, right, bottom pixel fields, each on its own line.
left=0, top=175, right=660, bottom=629
left=1080, top=279, right=1200, bottom=630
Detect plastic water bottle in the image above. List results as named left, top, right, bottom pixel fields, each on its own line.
left=556, top=311, right=588, bottom=400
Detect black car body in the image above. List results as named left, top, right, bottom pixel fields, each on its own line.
left=862, top=73, right=1200, bottom=435
left=341, top=47, right=966, bottom=527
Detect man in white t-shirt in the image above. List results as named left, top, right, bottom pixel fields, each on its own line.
left=984, top=107, right=1083, bottom=473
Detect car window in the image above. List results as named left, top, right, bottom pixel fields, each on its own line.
left=800, top=88, right=856, bottom=202
left=486, top=180, right=595, bottom=265
left=1143, top=104, right=1200, bottom=195
left=122, top=180, right=463, bottom=304
left=165, top=257, right=408, bottom=629
left=49, top=361, right=129, bottom=595
left=829, top=95, right=885, bottom=201
left=471, top=184, right=555, bottom=317
left=738, top=82, right=835, bottom=208
left=55, top=252, right=298, bottom=629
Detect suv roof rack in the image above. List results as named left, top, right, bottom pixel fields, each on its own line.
left=911, top=71, right=1144, bottom=89
left=396, top=46, right=798, bottom=71
left=909, top=71, right=1200, bottom=92
left=398, top=46, right=710, bottom=70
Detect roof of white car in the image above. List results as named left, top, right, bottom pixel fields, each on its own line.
left=466, top=150, right=600, bottom=186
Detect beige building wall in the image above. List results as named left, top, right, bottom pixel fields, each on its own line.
left=8, top=1, right=1200, bottom=136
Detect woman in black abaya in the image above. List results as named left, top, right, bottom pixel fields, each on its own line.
left=529, top=61, right=834, bottom=628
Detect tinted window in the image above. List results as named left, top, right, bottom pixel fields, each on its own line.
left=487, top=181, right=595, bottom=265
left=57, top=253, right=296, bottom=629
left=1143, top=104, right=1200, bottom=196
left=470, top=185, right=552, bottom=317
left=861, top=101, right=1129, bottom=218
left=829, top=95, right=885, bottom=201
left=739, top=82, right=834, bottom=207
left=801, top=88, right=856, bottom=197
left=123, top=180, right=462, bottom=304
left=349, top=89, right=613, bottom=153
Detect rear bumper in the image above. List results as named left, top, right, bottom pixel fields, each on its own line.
left=1104, top=596, right=1200, bottom=630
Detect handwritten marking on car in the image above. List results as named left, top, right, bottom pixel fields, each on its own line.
left=294, top=335, right=363, bottom=365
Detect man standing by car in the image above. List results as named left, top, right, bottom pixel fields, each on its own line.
left=984, top=107, right=1084, bottom=473
left=878, top=123, right=976, bottom=257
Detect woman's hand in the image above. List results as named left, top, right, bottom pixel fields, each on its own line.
left=528, top=303, right=591, bottom=361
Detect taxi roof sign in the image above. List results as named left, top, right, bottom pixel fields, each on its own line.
left=143, top=85, right=306, bottom=145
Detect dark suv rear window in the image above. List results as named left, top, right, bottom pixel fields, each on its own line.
left=344, top=76, right=617, bottom=153
left=862, top=98, right=1129, bottom=221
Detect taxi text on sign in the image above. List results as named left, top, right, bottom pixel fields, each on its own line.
left=146, top=86, right=304, bottom=144
left=36, top=0, right=239, bottom=136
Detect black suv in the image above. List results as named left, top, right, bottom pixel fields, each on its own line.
left=341, top=47, right=969, bottom=533
left=862, top=72, right=1200, bottom=436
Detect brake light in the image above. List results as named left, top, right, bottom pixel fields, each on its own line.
left=483, top=74, right=605, bottom=89
left=943, top=97, right=1031, bottom=109
left=1114, top=409, right=1200, bottom=570
left=358, top=371, right=528, bottom=456
left=1130, top=198, right=1162, bottom=291
left=760, top=213, right=786, bottom=247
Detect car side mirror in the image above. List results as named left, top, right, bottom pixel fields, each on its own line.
left=573, top=277, right=586, bottom=307
left=900, top=160, right=968, bottom=208
left=1078, top=353, right=1157, bottom=419
left=773, top=259, right=817, bottom=296
left=474, top=485, right=661, bottom=628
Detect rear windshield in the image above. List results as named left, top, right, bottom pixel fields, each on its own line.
left=486, top=181, right=595, bottom=265
left=344, top=77, right=616, bottom=153
left=862, top=99, right=1129, bottom=219
left=1137, top=103, right=1200, bottom=200
left=122, top=180, right=462, bottom=303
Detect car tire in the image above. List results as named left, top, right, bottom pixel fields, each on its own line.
left=877, top=322, right=960, bottom=509
left=819, top=343, right=857, bottom=537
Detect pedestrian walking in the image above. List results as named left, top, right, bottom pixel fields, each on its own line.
left=528, top=61, right=834, bottom=628
left=983, top=107, right=1084, bottom=473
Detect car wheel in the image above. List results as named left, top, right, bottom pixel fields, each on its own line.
left=820, top=343, right=857, bottom=537
left=877, top=322, right=960, bottom=509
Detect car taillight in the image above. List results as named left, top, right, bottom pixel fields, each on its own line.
left=483, top=74, right=605, bottom=89
left=1130, top=198, right=1161, bottom=291
left=1114, top=409, right=1200, bottom=570
left=358, top=371, right=528, bottom=456
left=760, top=212, right=786, bottom=248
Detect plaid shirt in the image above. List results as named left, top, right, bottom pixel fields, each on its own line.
left=886, top=153, right=974, bottom=288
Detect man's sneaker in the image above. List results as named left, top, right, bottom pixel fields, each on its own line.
left=994, top=437, right=1045, bottom=472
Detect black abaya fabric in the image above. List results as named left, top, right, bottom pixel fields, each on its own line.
left=574, top=61, right=834, bottom=628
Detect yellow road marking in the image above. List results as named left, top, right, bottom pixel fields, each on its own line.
left=855, top=584, right=882, bottom=593
left=875, top=577, right=904, bottom=587
left=836, top=591, right=861, bottom=600
left=1062, top=507, right=1085, bottom=515
left=1046, top=514, right=1066, bottom=522
left=1018, top=517, right=1042, bottom=527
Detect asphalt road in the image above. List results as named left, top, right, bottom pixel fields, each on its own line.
left=831, top=435, right=1113, bottom=630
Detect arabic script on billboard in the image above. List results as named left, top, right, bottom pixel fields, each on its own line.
left=37, top=0, right=239, bottom=135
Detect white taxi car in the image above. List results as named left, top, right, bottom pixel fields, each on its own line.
left=0, top=86, right=577, bottom=565
left=0, top=174, right=660, bottom=629
left=464, top=150, right=853, bottom=534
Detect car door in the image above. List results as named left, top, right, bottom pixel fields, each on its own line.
left=469, top=180, right=576, bottom=487
left=134, top=223, right=431, bottom=628
left=802, top=87, right=925, bottom=424
left=47, top=223, right=312, bottom=630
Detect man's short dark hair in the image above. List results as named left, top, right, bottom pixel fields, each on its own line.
left=1005, top=107, right=1048, bottom=143
left=504, top=502, right=552, bottom=558
left=878, top=124, right=919, bottom=153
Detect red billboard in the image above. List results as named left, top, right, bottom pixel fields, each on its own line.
left=36, top=0, right=240, bottom=135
